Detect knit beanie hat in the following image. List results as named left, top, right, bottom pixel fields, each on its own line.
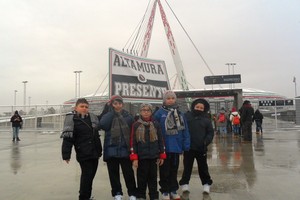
left=163, top=90, right=177, bottom=103
left=110, top=95, right=123, bottom=103
left=140, top=103, right=153, bottom=112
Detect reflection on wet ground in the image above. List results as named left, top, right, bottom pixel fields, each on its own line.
left=0, top=129, right=300, bottom=199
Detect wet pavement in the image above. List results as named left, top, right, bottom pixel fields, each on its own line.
left=1, top=127, right=300, bottom=200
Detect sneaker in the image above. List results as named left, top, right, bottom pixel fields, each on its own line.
left=181, top=184, right=189, bottom=192
left=17, top=137, right=21, bottom=141
left=129, top=196, right=136, bottom=200
left=161, top=192, right=170, bottom=200
left=170, top=191, right=180, bottom=200
left=203, top=184, right=210, bottom=194
left=114, top=195, right=123, bottom=200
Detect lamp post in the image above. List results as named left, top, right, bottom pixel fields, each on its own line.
left=22, top=81, right=28, bottom=112
left=14, top=90, right=17, bottom=106
left=74, top=70, right=82, bottom=99
left=293, top=76, right=297, bottom=97
left=225, top=63, right=236, bottom=89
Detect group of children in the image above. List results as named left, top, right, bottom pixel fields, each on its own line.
left=61, top=91, right=215, bottom=200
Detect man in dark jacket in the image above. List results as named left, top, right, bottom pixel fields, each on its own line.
left=179, top=98, right=214, bottom=194
left=240, top=100, right=255, bottom=142
left=61, top=98, right=102, bottom=200
left=10, top=110, right=23, bottom=141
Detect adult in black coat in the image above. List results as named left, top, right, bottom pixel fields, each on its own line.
left=240, top=100, right=255, bottom=142
left=10, top=110, right=23, bottom=141
left=179, top=98, right=214, bottom=194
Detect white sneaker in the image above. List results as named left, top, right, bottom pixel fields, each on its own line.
left=203, top=184, right=210, bottom=194
left=161, top=192, right=170, bottom=200
left=181, top=184, right=189, bottom=192
left=114, top=195, right=123, bottom=200
left=129, top=196, right=136, bottom=200
left=170, top=191, right=180, bottom=200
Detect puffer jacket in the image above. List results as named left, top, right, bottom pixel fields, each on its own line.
left=130, top=119, right=165, bottom=160
left=100, top=109, right=133, bottom=161
left=61, top=113, right=102, bottom=162
left=185, top=111, right=214, bottom=153
left=154, top=107, right=190, bottom=153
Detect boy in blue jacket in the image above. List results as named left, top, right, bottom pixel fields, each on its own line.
left=154, top=91, right=190, bottom=200
left=100, top=95, right=137, bottom=200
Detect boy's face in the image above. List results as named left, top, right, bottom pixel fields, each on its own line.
left=75, top=103, right=89, bottom=115
left=194, top=103, right=205, bottom=111
left=112, top=101, right=123, bottom=112
left=165, top=96, right=176, bottom=106
left=140, top=106, right=152, bottom=119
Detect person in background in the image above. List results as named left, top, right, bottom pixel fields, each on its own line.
left=154, top=90, right=190, bottom=200
left=130, top=103, right=166, bottom=200
left=179, top=98, right=214, bottom=195
left=61, top=98, right=102, bottom=200
left=10, top=110, right=23, bottom=142
left=240, top=100, right=255, bottom=142
left=230, top=107, right=241, bottom=137
left=217, top=108, right=227, bottom=137
left=100, top=95, right=137, bottom=200
left=253, top=109, right=264, bottom=134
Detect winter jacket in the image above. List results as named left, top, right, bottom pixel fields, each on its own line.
left=230, top=111, right=241, bottom=125
left=130, top=119, right=165, bottom=160
left=154, top=107, right=190, bottom=153
left=253, top=111, right=263, bottom=123
left=61, top=113, right=102, bottom=162
left=185, top=111, right=214, bottom=153
left=10, top=114, right=23, bottom=127
left=240, top=104, right=254, bottom=123
left=100, top=109, right=134, bottom=161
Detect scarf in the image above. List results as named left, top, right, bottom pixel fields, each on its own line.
left=60, top=111, right=99, bottom=138
left=163, top=105, right=185, bottom=135
left=110, top=111, right=130, bottom=147
left=135, top=118, right=158, bottom=143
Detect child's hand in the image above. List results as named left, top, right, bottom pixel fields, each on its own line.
left=133, top=160, right=138, bottom=168
left=157, top=159, right=164, bottom=166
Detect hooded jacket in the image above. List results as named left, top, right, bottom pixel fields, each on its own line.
left=185, top=99, right=214, bottom=153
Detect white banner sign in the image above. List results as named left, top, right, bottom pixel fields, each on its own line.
left=109, top=48, right=170, bottom=100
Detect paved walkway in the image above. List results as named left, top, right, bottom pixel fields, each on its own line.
left=1, top=127, right=300, bottom=200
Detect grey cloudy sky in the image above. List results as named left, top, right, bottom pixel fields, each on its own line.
left=1, top=0, right=299, bottom=105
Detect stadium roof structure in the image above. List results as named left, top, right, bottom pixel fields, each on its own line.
left=63, top=88, right=287, bottom=105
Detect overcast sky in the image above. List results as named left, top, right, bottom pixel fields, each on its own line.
left=1, top=0, right=299, bottom=105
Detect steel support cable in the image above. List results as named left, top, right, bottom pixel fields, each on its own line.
left=92, top=73, right=108, bottom=98
left=164, top=0, right=215, bottom=76
left=123, top=0, right=152, bottom=53
left=129, top=0, right=152, bottom=54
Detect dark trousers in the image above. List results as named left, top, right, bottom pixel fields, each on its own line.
left=179, top=150, right=213, bottom=186
left=242, top=121, right=253, bottom=141
left=159, top=153, right=180, bottom=193
left=137, top=159, right=159, bottom=200
left=79, top=159, right=99, bottom=200
left=106, top=157, right=137, bottom=197
left=255, top=121, right=263, bottom=132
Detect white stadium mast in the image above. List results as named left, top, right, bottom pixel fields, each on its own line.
left=140, top=0, right=189, bottom=91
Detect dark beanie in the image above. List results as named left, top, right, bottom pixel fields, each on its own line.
left=191, top=98, right=210, bottom=113
left=110, top=95, right=123, bottom=103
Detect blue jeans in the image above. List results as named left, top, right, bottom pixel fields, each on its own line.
left=255, top=121, right=262, bottom=132
left=12, top=127, right=20, bottom=139
left=232, top=125, right=240, bottom=135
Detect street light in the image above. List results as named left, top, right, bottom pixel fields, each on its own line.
left=22, top=81, right=28, bottom=112
left=225, top=63, right=236, bottom=89
left=74, top=70, right=82, bottom=99
left=14, top=90, right=17, bottom=106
